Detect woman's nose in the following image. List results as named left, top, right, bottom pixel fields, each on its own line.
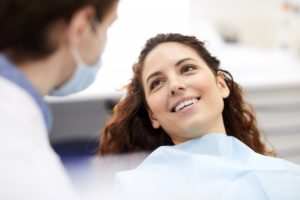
left=169, top=77, right=185, bottom=96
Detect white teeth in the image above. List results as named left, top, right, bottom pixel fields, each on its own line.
left=174, top=98, right=198, bottom=112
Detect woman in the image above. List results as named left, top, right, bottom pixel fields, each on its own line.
left=99, top=33, right=300, bottom=199
left=0, top=0, right=118, bottom=199
left=100, top=33, right=272, bottom=155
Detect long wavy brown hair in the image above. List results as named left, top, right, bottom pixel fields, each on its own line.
left=99, top=33, right=275, bottom=156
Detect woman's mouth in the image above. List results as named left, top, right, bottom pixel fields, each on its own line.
left=171, top=97, right=200, bottom=113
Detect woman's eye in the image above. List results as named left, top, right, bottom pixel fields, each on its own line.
left=150, top=79, right=164, bottom=91
left=181, top=65, right=196, bottom=73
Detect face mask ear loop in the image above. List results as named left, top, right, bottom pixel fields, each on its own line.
left=70, top=47, right=84, bottom=67
left=91, top=16, right=99, bottom=33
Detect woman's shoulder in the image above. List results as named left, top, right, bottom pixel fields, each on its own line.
left=252, top=150, right=300, bottom=173
left=119, top=134, right=300, bottom=176
left=116, top=135, right=300, bottom=199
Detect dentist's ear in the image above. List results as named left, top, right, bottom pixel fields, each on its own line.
left=66, top=6, right=96, bottom=46
left=217, top=71, right=230, bottom=99
left=148, top=110, right=161, bottom=129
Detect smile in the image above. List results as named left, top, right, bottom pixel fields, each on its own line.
left=171, top=97, right=200, bottom=112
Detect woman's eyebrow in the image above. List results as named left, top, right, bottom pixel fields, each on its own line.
left=175, top=57, right=195, bottom=67
left=146, top=71, right=162, bottom=84
left=146, top=58, right=195, bottom=84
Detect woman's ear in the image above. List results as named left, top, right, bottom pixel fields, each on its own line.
left=217, top=71, right=230, bottom=98
left=148, top=110, right=161, bottom=129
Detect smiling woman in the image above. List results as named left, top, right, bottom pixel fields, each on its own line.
left=99, top=33, right=271, bottom=155
left=98, top=33, right=300, bottom=200
left=141, top=42, right=230, bottom=144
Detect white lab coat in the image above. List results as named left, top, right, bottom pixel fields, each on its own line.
left=117, top=133, right=300, bottom=200
left=0, top=76, right=79, bottom=200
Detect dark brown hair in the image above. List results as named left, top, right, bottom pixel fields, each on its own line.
left=99, top=33, right=275, bottom=156
left=0, top=0, right=118, bottom=62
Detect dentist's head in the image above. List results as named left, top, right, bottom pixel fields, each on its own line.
left=0, top=0, right=119, bottom=96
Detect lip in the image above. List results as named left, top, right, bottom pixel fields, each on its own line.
left=170, top=96, right=201, bottom=112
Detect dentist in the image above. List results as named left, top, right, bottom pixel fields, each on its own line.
left=0, top=0, right=119, bottom=199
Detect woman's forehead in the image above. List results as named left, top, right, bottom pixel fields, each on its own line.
left=141, top=42, right=204, bottom=75
left=145, top=42, right=199, bottom=62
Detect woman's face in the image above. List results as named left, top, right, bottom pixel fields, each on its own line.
left=142, top=42, right=229, bottom=144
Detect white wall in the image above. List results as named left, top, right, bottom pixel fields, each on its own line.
left=190, top=0, right=300, bottom=49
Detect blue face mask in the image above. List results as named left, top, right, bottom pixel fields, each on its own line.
left=50, top=47, right=102, bottom=96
